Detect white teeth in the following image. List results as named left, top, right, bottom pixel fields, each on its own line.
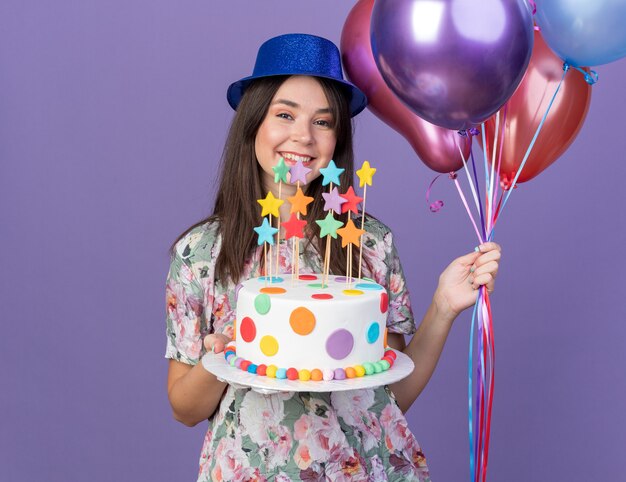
left=282, top=153, right=312, bottom=163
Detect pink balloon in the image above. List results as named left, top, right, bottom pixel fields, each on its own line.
left=341, top=0, right=470, bottom=173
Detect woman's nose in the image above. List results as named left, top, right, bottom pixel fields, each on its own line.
left=291, top=120, right=313, bottom=144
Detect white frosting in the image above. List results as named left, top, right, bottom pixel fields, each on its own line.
left=235, top=275, right=388, bottom=371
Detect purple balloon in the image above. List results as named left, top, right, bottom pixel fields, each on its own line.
left=371, top=0, right=534, bottom=131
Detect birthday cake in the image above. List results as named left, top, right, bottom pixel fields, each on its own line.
left=223, top=274, right=398, bottom=381
left=221, top=158, right=400, bottom=381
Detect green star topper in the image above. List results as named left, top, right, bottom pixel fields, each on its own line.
left=315, top=211, right=344, bottom=238
left=272, top=157, right=290, bottom=184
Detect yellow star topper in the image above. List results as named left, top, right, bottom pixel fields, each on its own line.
left=287, top=187, right=314, bottom=216
left=356, top=160, right=377, bottom=187
left=257, top=191, right=284, bottom=217
left=336, top=218, right=366, bottom=248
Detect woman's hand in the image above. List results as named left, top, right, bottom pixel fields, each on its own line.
left=203, top=333, right=233, bottom=354
left=433, top=242, right=502, bottom=321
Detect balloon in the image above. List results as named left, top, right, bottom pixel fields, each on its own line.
left=341, top=0, right=469, bottom=173
left=482, top=30, right=592, bottom=185
left=535, top=0, right=626, bottom=67
left=370, top=0, right=534, bottom=131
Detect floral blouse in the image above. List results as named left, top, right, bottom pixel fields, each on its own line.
left=165, top=217, right=431, bottom=481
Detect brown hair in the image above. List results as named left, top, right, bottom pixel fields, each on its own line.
left=174, top=75, right=368, bottom=285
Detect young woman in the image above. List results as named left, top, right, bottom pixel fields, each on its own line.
left=165, top=33, right=501, bottom=481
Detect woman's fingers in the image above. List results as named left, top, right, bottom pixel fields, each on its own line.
left=477, top=242, right=501, bottom=253
left=473, top=248, right=501, bottom=269
left=470, top=272, right=494, bottom=291
left=472, top=260, right=499, bottom=280
left=203, top=334, right=232, bottom=353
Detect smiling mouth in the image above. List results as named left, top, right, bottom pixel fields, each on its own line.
left=281, top=152, right=314, bottom=165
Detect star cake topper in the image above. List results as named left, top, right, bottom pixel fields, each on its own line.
left=282, top=213, right=307, bottom=239
left=316, top=212, right=344, bottom=239
left=356, top=160, right=377, bottom=188
left=340, top=186, right=363, bottom=214
left=272, top=157, right=290, bottom=184
left=253, top=218, right=278, bottom=245
left=289, top=160, right=312, bottom=185
left=287, top=187, right=314, bottom=216
left=321, top=187, right=347, bottom=214
left=336, top=218, right=366, bottom=248
left=257, top=191, right=284, bottom=218
left=319, top=160, right=345, bottom=187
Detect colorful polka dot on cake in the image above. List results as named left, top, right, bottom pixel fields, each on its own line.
left=240, top=317, right=256, bottom=342
left=260, top=287, right=287, bottom=294
left=254, top=294, right=271, bottom=314
left=260, top=335, right=279, bottom=356
left=380, top=292, right=389, bottom=313
left=311, top=293, right=333, bottom=300
left=289, top=307, right=316, bottom=335
left=367, top=322, right=380, bottom=343
left=355, top=283, right=383, bottom=290
left=326, top=329, right=354, bottom=360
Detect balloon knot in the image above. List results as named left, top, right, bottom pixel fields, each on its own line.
left=500, top=173, right=518, bottom=191
left=468, top=127, right=480, bottom=136
left=457, top=129, right=468, bottom=137
left=448, top=172, right=458, bottom=180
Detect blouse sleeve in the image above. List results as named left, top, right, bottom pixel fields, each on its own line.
left=164, top=247, right=209, bottom=365
left=362, top=218, right=417, bottom=336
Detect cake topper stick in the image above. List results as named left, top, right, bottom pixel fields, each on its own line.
left=289, top=160, right=312, bottom=283
left=317, top=160, right=347, bottom=286
left=355, top=161, right=377, bottom=279
left=272, top=158, right=290, bottom=276
left=316, top=211, right=343, bottom=288
left=253, top=217, right=278, bottom=284
left=268, top=215, right=273, bottom=283
left=257, top=192, right=283, bottom=283
left=337, top=218, right=365, bottom=288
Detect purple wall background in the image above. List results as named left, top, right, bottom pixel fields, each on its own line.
left=1, top=1, right=624, bottom=481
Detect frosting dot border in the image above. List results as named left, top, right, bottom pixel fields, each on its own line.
left=223, top=344, right=396, bottom=382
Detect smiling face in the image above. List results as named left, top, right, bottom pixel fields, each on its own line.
left=255, top=76, right=337, bottom=193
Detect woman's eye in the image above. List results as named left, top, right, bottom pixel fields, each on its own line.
left=277, top=113, right=293, bottom=120
left=315, top=119, right=332, bottom=127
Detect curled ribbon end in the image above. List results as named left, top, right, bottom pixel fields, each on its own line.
left=429, top=200, right=444, bottom=213
left=583, top=69, right=599, bottom=85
